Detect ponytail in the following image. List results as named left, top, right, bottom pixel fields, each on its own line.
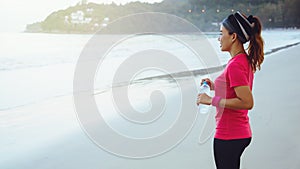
left=247, top=16, right=264, bottom=72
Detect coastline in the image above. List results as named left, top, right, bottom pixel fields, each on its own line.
left=134, top=41, right=300, bottom=83
left=264, top=41, right=300, bottom=55
left=23, top=28, right=300, bottom=35
left=0, top=33, right=300, bottom=111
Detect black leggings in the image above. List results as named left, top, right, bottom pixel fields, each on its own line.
left=213, top=138, right=251, bottom=169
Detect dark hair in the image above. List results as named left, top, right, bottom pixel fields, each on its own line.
left=222, top=12, right=264, bottom=72
left=247, top=16, right=264, bottom=72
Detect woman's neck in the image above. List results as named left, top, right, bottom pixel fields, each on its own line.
left=230, top=44, right=245, bottom=58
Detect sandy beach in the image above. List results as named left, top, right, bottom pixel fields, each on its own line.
left=1, top=44, right=300, bottom=169
left=244, top=44, right=300, bottom=169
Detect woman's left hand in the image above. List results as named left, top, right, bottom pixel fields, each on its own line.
left=197, top=93, right=212, bottom=106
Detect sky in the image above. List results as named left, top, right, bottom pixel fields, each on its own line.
left=0, top=0, right=163, bottom=32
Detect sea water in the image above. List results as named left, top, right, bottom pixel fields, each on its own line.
left=0, top=30, right=299, bottom=110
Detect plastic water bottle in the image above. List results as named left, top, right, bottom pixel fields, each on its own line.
left=198, top=81, right=211, bottom=114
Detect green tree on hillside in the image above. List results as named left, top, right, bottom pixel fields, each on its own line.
left=26, top=0, right=300, bottom=33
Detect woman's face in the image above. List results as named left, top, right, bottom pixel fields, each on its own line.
left=218, top=25, right=232, bottom=52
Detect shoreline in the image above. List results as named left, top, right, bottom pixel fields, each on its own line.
left=23, top=28, right=300, bottom=35
left=0, top=41, right=299, bottom=112
left=135, top=41, right=300, bottom=83
left=264, top=41, right=300, bottom=55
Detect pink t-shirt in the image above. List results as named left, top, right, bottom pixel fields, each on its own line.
left=214, top=53, right=253, bottom=140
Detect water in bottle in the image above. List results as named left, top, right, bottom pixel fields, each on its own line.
left=198, top=81, right=211, bottom=114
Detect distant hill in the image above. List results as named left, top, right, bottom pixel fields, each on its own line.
left=26, top=0, right=300, bottom=34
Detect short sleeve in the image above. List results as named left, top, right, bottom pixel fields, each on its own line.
left=227, top=62, right=249, bottom=88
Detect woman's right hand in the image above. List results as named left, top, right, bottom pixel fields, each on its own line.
left=201, top=78, right=215, bottom=90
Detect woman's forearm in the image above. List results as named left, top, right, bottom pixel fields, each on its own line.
left=218, top=97, right=253, bottom=110
left=215, top=86, right=254, bottom=110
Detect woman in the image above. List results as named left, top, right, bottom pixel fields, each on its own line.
left=197, top=12, right=264, bottom=169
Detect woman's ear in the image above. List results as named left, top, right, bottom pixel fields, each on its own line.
left=231, top=33, right=238, bottom=42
